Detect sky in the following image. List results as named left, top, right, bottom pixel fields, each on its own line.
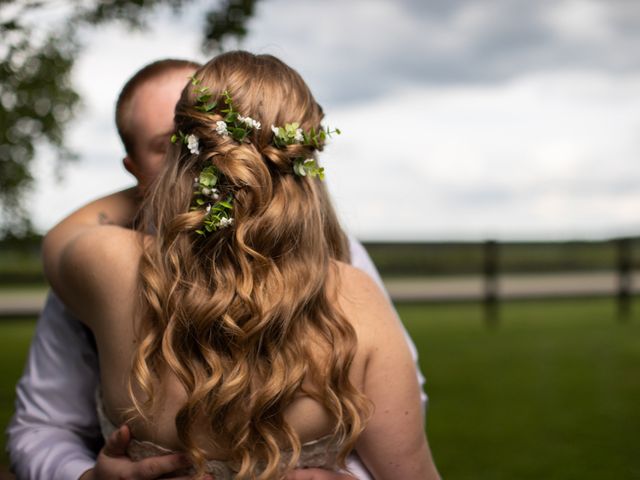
left=25, top=0, right=640, bottom=240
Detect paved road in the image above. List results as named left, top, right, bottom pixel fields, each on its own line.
left=1, top=271, right=639, bottom=317
left=385, top=271, right=640, bottom=302
left=0, top=288, right=49, bottom=317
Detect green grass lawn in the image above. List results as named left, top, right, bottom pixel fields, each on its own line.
left=1, top=299, right=639, bottom=479
left=399, top=299, right=640, bottom=480
left=0, top=319, right=36, bottom=469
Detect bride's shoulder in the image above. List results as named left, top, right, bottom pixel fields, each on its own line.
left=332, top=260, right=396, bottom=329
left=67, top=226, right=144, bottom=265
left=333, top=261, right=383, bottom=297
left=46, top=226, right=146, bottom=322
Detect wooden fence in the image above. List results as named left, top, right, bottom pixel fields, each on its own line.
left=363, top=238, right=637, bottom=325
left=0, top=237, right=638, bottom=322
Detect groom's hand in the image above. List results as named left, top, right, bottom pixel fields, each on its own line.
left=80, top=425, right=210, bottom=480
left=287, top=469, right=358, bottom=480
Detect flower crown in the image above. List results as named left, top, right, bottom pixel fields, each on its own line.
left=171, top=77, right=340, bottom=235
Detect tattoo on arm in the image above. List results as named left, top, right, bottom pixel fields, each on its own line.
left=98, top=212, right=114, bottom=225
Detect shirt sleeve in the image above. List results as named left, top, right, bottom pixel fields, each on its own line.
left=344, top=451, right=374, bottom=479
left=347, top=236, right=428, bottom=416
left=7, top=291, right=102, bottom=480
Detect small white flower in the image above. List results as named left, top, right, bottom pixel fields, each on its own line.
left=216, top=120, right=228, bottom=136
left=219, top=217, right=234, bottom=228
left=294, top=128, right=304, bottom=143
left=271, top=125, right=279, bottom=135
left=186, top=134, right=200, bottom=155
left=238, top=115, right=261, bottom=130
left=205, top=204, right=212, bottom=213
left=202, top=187, right=219, bottom=199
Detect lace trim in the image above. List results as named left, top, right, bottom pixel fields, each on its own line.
left=96, top=391, right=340, bottom=477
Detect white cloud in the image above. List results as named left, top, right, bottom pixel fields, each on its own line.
left=326, top=71, right=640, bottom=240
left=544, top=0, right=612, bottom=43
left=28, top=7, right=206, bottom=229
left=24, top=1, right=640, bottom=241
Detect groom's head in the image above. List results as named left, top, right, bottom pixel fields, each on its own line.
left=116, top=59, right=201, bottom=190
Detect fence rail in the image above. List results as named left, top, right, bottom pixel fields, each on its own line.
left=363, top=238, right=637, bottom=324
left=0, top=237, right=637, bottom=322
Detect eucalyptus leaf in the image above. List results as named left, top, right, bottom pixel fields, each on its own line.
left=203, top=102, right=217, bottom=112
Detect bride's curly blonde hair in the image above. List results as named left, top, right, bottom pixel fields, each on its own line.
left=131, top=51, right=371, bottom=479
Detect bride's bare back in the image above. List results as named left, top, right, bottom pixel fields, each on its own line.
left=92, top=235, right=367, bottom=453
left=66, top=230, right=330, bottom=441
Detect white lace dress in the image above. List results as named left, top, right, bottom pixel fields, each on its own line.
left=96, top=393, right=341, bottom=479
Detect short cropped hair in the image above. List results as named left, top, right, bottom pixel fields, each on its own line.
left=115, top=59, right=201, bottom=157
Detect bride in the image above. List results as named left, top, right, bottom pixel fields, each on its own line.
left=43, top=50, right=440, bottom=479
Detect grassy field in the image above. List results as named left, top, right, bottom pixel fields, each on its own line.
left=399, top=299, right=640, bottom=480
left=0, top=319, right=35, bottom=469
left=1, top=298, right=639, bottom=478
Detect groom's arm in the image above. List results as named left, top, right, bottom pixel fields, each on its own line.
left=10, top=188, right=140, bottom=479
left=7, top=292, right=103, bottom=480
left=7, top=292, right=188, bottom=480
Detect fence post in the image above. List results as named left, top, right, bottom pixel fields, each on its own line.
left=616, top=237, right=632, bottom=321
left=483, top=240, right=499, bottom=327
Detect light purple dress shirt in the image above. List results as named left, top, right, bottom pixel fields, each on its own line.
left=7, top=237, right=427, bottom=480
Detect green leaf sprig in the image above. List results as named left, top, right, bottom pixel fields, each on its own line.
left=293, top=158, right=325, bottom=180
left=271, top=122, right=341, bottom=149
left=218, top=90, right=261, bottom=142
left=193, top=80, right=263, bottom=141
left=271, top=122, right=340, bottom=181
left=190, top=164, right=234, bottom=236
left=170, top=130, right=186, bottom=145
left=199, top=197, right=234, bottom=236
left=189, top=75, right=219, bottom=113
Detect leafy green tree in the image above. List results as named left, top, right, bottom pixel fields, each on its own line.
left=0, top=0, right=258, bottom=236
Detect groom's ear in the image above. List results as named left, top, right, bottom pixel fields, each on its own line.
left=123, top=156, right=138, bottom=179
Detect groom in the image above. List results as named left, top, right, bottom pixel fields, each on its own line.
left=7, top=58, right=427, bottom=480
